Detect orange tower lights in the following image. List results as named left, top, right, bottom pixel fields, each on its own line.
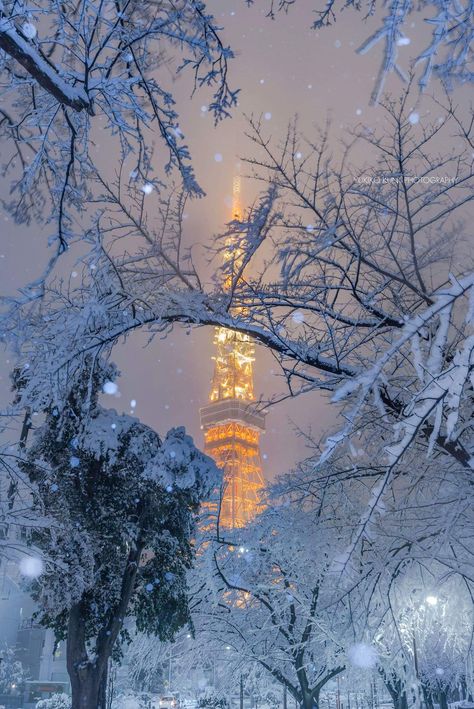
left=200, top=178, right=266, bottom=529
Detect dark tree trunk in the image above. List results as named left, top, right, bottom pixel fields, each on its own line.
left=66, top=545, right=143, bottom=709
left=300, top=688, right=319, bottom=709
left=71, top=675, right=102, bottom=709
left=98, top=662, right=108, bottom=709
left=66, top=602, right=109, bottom=709
left=438, top=690, right=448, bottom=709
left=382, top=670, right=408, bottom=709
left=422, top=686, right=434, bottom=709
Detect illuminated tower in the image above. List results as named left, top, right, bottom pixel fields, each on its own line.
left=200, top=178, right=266, bottom=529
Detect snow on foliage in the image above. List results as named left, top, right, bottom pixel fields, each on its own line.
left=15, top=356, right=220, bottom=709
left=35, top=694, right=71, bottom=709
left=197, top=691, right=231, bottom=708
left=144, top=426, right=220, bottom=492
left=0, top=646, right=27, bottom=695
left=188, top=501, right=349, bottom=708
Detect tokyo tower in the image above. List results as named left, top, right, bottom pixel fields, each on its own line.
left=200, top=177, right=266, bottom=529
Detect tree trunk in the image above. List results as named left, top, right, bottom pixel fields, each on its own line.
left=384, top=677, right=408, bottom=709
left=70, top=669, right=105, bottom=709
left=67, top=602, right=107, bottom=709
left=438, top=690, right=448, bottom=709
left=98, top=662, right=108, bottom=709
left=66, top=545, right=143, bottom=709
left=301, top=689, right=318, bottom=709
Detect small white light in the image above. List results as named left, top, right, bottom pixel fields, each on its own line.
left=426, top=595, right=438, bottom=606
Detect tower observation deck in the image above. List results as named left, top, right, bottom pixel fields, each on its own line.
left=200, top=178, right=266, bottom=529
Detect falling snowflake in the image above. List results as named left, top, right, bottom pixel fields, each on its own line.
left=214, top=153, right=223, bottom=162
left=130, top=399, right=137, bottom=408
left=141, top=183, right=154, bottom=195
left=19, top=556, right=43, bottom=579
left=103, top=381, right=118, bottom=395
left=22, top=22, right=37, bottom=39
left=397, top=36, right=411, bottom=46
left=408, top=112, right=420, bottom=125
left=264, top=112, right=272, bottom=120
left=200, top=105, right=208, bottom=112
left=292, top=311, right=305, bottom=324
left=70, top=456, right=80, bottom=468
left=347, top=643, right=378, bottom=669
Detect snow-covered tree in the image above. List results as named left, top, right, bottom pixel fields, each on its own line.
left=192, top=501, right=353, bottom=709
left=0, top=645, right=28, bottom=695
left=7, top=95, right=473, bottom=464
left=36, top=694, right=72, bottom=709
left=0, top=0, right=237, bottom=254
left=374, top=571, right=474, bottom=709
left=4, top=92, right=473, bottom=585
left=256, top=1, right=474, bottom=101
left=197, top=690, right=230, bottom=708
left=16, top=356, right=219, bottom=709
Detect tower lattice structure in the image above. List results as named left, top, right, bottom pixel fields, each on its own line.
left=200, top=178, right=266, bottom=529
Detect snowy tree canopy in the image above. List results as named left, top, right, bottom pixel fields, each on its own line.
left=0, top=645, right=28, bottom=694
left=16, top=355, right=220, bottom=709
left=5, top=93, right=472, bottom=477
left=189, top=501, right=354, bottom=709
left=0, top=0, right=237, bottom=252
